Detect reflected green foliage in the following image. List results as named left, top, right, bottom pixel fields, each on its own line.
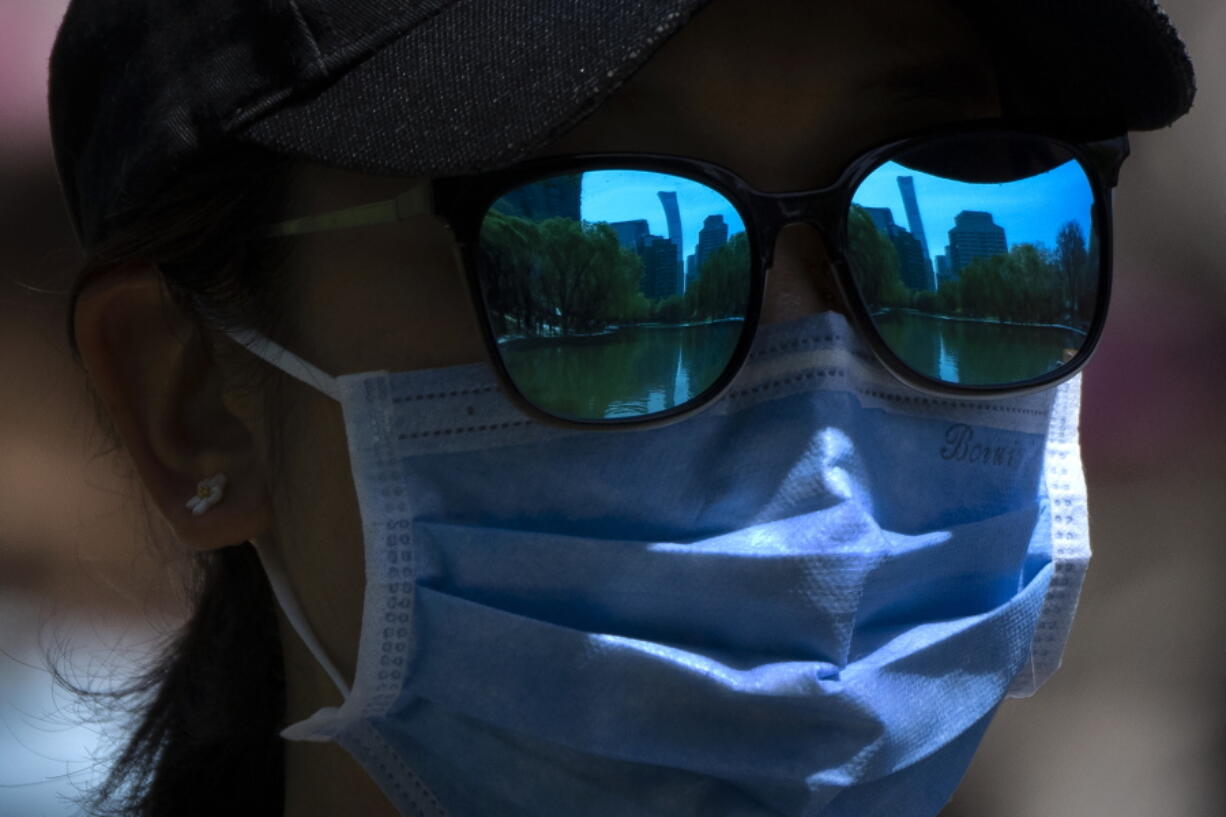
left=477, top=204, right=752, bottom=420
left=931, top=236, right=1098, bottom=329
left=958, top=244, right=1061, bottom=324
left=682, top=232, right=752, bottom=320
left=1057, top=219, right=1099, bottom=323
left=849, top=203, right=1100, bottom=384
left=480, top=210, right=649, bottom=336
left=848, top=205, right=909, bottom=308
left=480, top=209, right=751, bottom=336
left=850, top=205, right=1098, bottom=332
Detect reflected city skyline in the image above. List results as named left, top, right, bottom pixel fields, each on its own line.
left=852, top=158, right=1095, bottom=278
left=489, top=169, right=749, bottom=309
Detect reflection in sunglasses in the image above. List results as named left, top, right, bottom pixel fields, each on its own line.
left=849, top=151, right=1099, bottom=386
left=478, top=170, right=752, bottom=419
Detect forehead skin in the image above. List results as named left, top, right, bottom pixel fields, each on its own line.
left=529, top=0, right=1000, bottom=190
left=276, top=0, right=1000, bottom=378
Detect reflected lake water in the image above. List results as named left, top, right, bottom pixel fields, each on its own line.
left=873, top=311, right=1085, bottom=386
left=497, top=310, right=1086, bottom=420
left=498, top=319, right=745, bottom=420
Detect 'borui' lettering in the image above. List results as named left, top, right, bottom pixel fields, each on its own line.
left=939, top=424, right=1022, bottom=467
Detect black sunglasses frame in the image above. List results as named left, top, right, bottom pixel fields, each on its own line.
left=424, top=117, right=1129, bottom=431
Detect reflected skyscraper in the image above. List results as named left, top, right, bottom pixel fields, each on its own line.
left=657, top=191, right=684, bottom=292
left=610, top=219, right=681, bottom=299
left=864, top=207, right=931, bottom=292
left=695, top=214, right=728, bottom=277
left=935, top=253, right=951, bottom=284
left=610, top=219, right=650, bottom=252
left=642, top=235, right=682, bottom=300
left=896, top=176, right=934, bottom=286
left=947, top=211, right=1007, bottom=275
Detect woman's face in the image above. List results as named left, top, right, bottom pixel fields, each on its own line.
left=75, top=0, right=1000, bottom=812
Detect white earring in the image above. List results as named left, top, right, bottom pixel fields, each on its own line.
left=186, top=473, right=227, bottom=516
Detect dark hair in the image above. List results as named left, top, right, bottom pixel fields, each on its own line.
left=49, top=143, right=303, bottom=817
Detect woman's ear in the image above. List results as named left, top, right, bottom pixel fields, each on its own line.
left=73, top=261, right=274, bottom=550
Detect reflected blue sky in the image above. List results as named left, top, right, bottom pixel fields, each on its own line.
left=580, top=171, right=747, bottom=257
left=852, top=159, right=1095, bottom=264
left=575, top=163, right=1093, bottom=268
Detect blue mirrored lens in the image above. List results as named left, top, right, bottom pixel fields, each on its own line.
left=478, top=169, right=751, bottom=421
left=848, top=135, right=1100, bottom=387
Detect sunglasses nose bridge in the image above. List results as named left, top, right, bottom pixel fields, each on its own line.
left=752, top=188, right=845, bottom=270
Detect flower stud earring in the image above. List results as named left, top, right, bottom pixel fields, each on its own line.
left=186, top=473, right=227, bottom=516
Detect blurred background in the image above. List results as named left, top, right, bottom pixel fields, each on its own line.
left=1, top=0, right=1223, bottom=814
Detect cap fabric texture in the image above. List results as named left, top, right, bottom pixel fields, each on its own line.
left=48, top=0, right=1196, bottom=252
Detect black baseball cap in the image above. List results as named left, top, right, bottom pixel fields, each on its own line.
left=48, top=0, right=1196, bottom=253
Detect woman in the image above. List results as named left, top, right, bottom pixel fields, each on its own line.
left=49, top=0, right=1194, bottom=815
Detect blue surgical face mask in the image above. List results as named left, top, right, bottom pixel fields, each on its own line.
left=229, top=310, right=1089, bottom=817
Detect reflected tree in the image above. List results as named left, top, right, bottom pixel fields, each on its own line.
left=848, top=205, right=909, bottom=309
left=480, top=210, right=647, bottom=335
left=957, top=243, right=1063, bottom=324
left=481, top=207, right=750, bottom=335
left=1056, top=221, right=1089, bottom=322
left=681, top=231, right=751, bottom=322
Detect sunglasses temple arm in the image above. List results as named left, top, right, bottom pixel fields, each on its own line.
left=1083, top=135, right=1130, bottom=188
left=263, top=182, right=435, bottom=237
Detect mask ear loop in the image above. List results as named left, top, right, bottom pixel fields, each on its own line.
left=227, top=327, right=343, bottom=402
left=224, top=328, right=353, bottom=730
left=252, top=537, right=352, bottom=704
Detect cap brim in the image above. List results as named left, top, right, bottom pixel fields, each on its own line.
left=954, top=0, right=1195, bottom=133
left=232, top=0, right=1194, bottom=178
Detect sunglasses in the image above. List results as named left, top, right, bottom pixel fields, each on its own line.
left=264, top=118, right=1129, bottom=430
